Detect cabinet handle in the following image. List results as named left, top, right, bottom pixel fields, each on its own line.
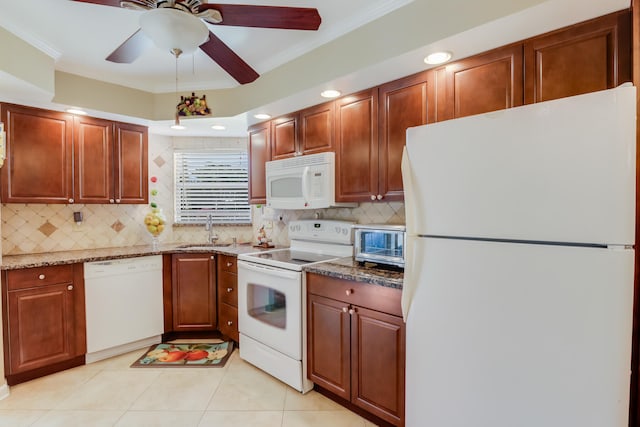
left=67, top=285, right=73, bottom=291
left=227, top=287, right=233, bottom=293
left=227, top=320, right=233, bottom=326
left=342, top=307, right=348, bottom=313
left=370, top=195, right=376, bottom=201
left=377, top=194, right=383, bottom=200
left=38, top=274, right=45, bottom=280
left=68, top=198, right=74, bottom=203
left=109, top=199, right=115, bottom=204
left=345, top=289, right=353, bottom=296
left=349, top=308, right=356, bottom=315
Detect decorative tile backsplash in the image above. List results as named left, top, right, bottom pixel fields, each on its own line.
left=1, top=135, right=405, bottom=255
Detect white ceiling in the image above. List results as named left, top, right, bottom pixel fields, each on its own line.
left=0, top=0, right=632, bottom=137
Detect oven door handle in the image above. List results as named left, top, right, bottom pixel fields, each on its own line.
left=238, top=261, right=301, bottom=280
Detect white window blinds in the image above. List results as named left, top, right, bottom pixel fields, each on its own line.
left=174, top=150, right=251, bottom=225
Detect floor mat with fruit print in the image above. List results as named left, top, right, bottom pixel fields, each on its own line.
left=130, top=341, right=233, bottom=368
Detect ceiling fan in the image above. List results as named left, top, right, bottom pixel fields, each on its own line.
left=71, top=0, right=322, bottom=84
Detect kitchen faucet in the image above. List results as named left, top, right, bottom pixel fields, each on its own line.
left=204, top=214, right=219, bottom=245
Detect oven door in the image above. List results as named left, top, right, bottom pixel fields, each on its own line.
left=238, top=260, right=302, bottom=360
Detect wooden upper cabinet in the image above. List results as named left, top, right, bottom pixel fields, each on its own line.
left=248, top=122, right=270, bottom=204
left=378, top=71, right=429, bottom=201
left=437, top=43, right=524, bottom=121
left=335, top=88, right=379, bottom=203
left=1, top=104, right=74, bottom=203
left=270, top=114, right=298, bottom=160
left=115, top=122, right=148, bottom=204
left=74, top=116, right=114, bottom=204
left=299, top=101, right=335, bottom=156
left=524, top=10, right=631, bottom=104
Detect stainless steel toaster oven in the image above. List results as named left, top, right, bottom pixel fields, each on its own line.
left=354, top=224, right=406, bottom=268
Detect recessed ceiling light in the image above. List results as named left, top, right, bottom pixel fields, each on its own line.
left=66, top=108, right=87, bottom=115
left=254, top=113, right=271, bottom=120
left=424, top=51, right=452, bottom=65
left=211, top=125, right=226, bottom=130
left=170, top=124, right=186, bottom=130
left=321, top=89, right=341, bottom=98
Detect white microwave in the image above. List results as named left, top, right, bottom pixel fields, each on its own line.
left=265, top=152, right=336, bottom=210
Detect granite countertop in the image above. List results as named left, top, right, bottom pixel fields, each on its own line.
left=2, top=244, right=403, bottom=290
left=0, top=242, right=269, bottom=270
left=303, top=257, right=404, bottom=290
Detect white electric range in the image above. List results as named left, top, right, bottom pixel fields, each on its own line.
left=237, top=219, right=354, bottom=393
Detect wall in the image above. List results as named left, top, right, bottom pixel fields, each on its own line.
left=1, top=135, right=404, bottom=255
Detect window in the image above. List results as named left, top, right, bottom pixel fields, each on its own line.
left=174, top=150, right=251, bottom=225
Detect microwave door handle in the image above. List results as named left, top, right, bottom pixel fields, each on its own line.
left=301, top=166, right=311, bottom=203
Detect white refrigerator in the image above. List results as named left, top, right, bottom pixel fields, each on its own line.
left=401, top=84, right=636, bottom=427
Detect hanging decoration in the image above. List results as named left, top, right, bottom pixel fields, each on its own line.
left=144, top=175, right=167, bottom=249
left=177, top=92, right=211, bottom=116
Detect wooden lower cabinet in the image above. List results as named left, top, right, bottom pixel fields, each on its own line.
left=171, top=254, right=217, bottom=331
left=217, top=254, right=239, bottom=342
left=3, top=264, right=86, bottom=385
left=307, top=273, right=405, bottom=426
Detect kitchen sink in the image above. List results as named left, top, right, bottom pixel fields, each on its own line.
left=176, top=242, right=251, bottom=249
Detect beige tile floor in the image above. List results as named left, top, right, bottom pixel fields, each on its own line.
left=0, top=349, right=379, bottom=427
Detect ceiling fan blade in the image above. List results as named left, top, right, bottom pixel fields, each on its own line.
left=199, top=4, right=321, bottom=30
left=199, top=31, right=259, bottom=85
left=70, top=0, right=129, bottom=7
left=106, top=29, right=153, bottom=63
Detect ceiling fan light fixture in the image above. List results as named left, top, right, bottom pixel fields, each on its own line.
left=139, top=7, right=209, bottom=55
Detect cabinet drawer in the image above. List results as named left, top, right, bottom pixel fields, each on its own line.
left=218, top=270, right=238, bottom=307
left=218, top=302, right=239, bottom=342
left=307, top=273, right=402, bottom=317
left=219, top=254, right=237, bottom=273
left=6, top=264, right=75, bottom=291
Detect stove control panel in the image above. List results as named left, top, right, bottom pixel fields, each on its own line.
left=288, top=220, right=354, bottom=245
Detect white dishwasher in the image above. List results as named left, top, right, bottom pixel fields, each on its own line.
left=84, top=255, right=164, bottom=363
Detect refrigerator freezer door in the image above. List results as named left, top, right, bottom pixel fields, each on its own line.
left=406, top=237, right=634, bottom=427
left=404, top=85, right=636, bottom=246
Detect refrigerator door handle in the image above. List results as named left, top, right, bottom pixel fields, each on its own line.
left=401, top=147, right=417, bottom=321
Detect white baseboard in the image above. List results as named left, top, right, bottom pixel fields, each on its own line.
left=85, top=335, right=161, bottom=364
left=0, top=382, right=10, bottom=400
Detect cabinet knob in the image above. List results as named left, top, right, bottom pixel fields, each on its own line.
left=227, top=287, right=233, bottom=293
left=68, top=198, right=74, bottom=203
left=38, top=274, right=45, bottom=280
left=67, top=285, right=73, bottom=291
left=211, top=256, right=215, bottom=260
left=349, top=308, right=356, bottom=315
left=109, top=199, right=115, bottom=204
left=227, top=320, right=233, bottom=326
left=115, top=198, right=121, bottom=203
left=377, top=194, right=383, bottom=200
left=342, top=307, right=348, bottom=313
left=370, top=195, right=376, bottom=201
left=345, top=289, right=353, bottom=296
left=226, top=262, right=233, bottom=267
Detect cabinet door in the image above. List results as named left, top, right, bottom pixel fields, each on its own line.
left=171, top=254, right=217, bottom=331
left=524, top=10, right=631, bottom=104
left=114, top=122, right=148, bottom=204
left=438, top=43, right=523, bottom=121
left=335, top=89, right=379, bottom=203
left=270, top=114, right=298, bottom=160
left=7, top=282, right=78, bottom=374
left=378, top=72, right=429, bottom=201
left=218, top=302, right=239, bottom=342
left=248, top=122, right=270, bottom=204
left=299, top=101, right=335, bottom=156
left=74, top=116, right=114, bottom=204
left=0, top=104, right=73, bottom=203
left=307, top=293, right=351, bottom=400
left=351, top=305, right=405, bottom=426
